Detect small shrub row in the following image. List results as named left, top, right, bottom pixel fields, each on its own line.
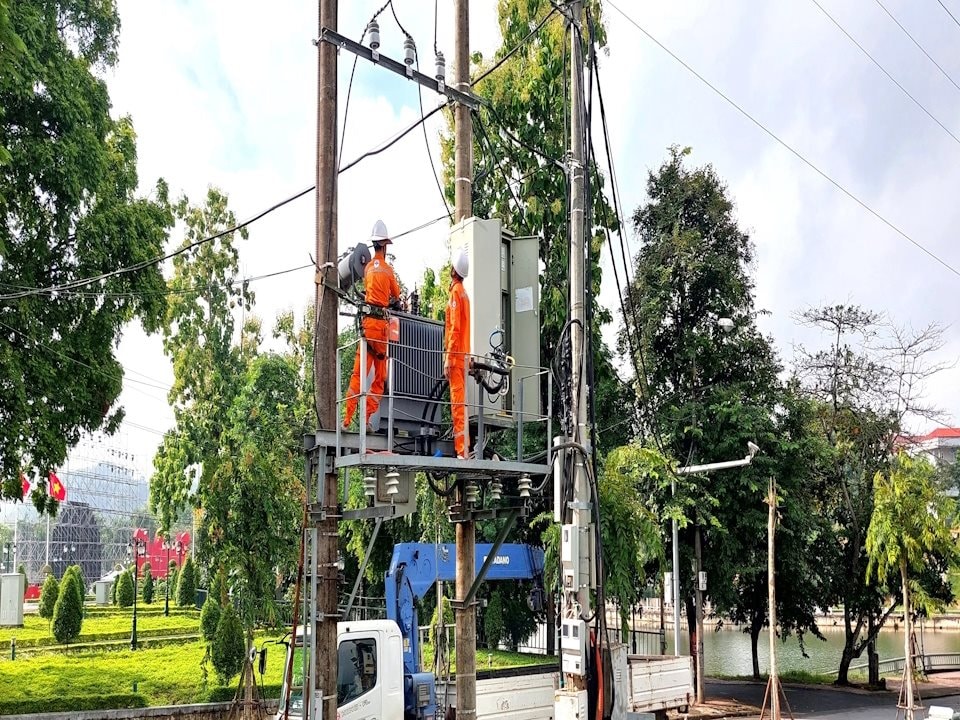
left=0, top=694, right=148, bottom=715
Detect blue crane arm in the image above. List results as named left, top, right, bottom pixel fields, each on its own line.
left=384, top=542, right=545, bottom=676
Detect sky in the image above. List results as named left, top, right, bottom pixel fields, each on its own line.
left=93, top=0, right=960, bottom=476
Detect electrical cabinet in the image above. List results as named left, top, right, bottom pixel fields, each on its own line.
left=449, top=217, right=540, bottom=428
left=0, top=573, right=24, bottom=627
left=555, top=689, right=589, bottom=720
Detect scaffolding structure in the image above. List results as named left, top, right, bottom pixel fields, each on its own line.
left=4, top=432, right=156, bottom=585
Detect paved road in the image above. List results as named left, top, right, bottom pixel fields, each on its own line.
left=707, top=680, right=960, bottom=718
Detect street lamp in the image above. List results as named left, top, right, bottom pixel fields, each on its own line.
left=162, top=538, right=172, bottom=616
left=128, top=538, right=146, bottom=650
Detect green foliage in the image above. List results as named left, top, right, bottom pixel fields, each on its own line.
left=200, top=596, right=221, bottom=643
left=116, top=571, right=134, bottom=608
left=52, top=572, right=84, bottom=644
left=64, top=564, right=85, bottom=608
left=142, top=563, right=155, bottom=604
left=18, top=563, right=27, bottom=592
left=598, top=445, right=668, bottom=638
left=38, top=574, right=59, bottom=620
left=430, top=595, right=454, bottom=647
left=211, top=604, right=245, bottom=684
left=483, top=592, right=505, bottom=649
left=111, top=576, right=118, bottom=605
left=168, top=561, right=178, bottom=595
left=0, top=1, right=174, bottom=506
left=209, top=566, right=227, bottom=607
left=0, top=695, right=148, bottom=715
left=177, top=556, right=196, bottom=607
left=867, top=452, right=958, bottom=611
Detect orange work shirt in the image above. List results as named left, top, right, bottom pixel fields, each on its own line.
left=364, top=251, right=401, bottom=308
left=445, top=277, right=471, bottom=366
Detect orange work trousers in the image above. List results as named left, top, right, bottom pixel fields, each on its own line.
left=343, top=317, right=388, bottom=427
left=448, top=361, right=469, bottom=458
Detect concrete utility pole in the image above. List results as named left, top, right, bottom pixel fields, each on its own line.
left=767, top=478, right=780, bottom=720
left=556, top=1, right=595, bottom=709
left=694, top=525, right=705, bottom=704
left=453, top=3, right=476, bottom=720
left=314, top=1, right=338, bottom=719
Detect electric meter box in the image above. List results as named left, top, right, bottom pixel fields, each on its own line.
left=0, top=573, right=25, bottom=627
left=449, top=217, right=540, bottom=427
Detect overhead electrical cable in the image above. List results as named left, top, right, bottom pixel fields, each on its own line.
left=605, top=0, right=960, bottom=281
left=873, top=0, right=960, bottom=93
left=936, top=0, right=960, bottom=31
left=809, top=0, right=960, bottom=146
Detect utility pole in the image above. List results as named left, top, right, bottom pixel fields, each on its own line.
left=453, top=3, right=476, bottom=720
left=694, top=526, right=704, bottom=704
left=314, top=1, right=338, bottom=719
left=767, top=478, right=780, bottom=720
left=557, top=2, right=594, bottom=715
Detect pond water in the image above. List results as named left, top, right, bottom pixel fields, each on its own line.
left=664, top=623, right=960, bottom=677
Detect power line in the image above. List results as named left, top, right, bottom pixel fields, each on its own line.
left=809, top=0, right=960, bottom=147
left=0, top=186, right=315, bottom=301
left=416, top=55, right=453, bottom=219
left=936, top=0, right=960, bottom=30
left=605, top=0, right=960, bottom=281
left=873, top=0, right=960, bottom=94
left=338, top=103, right=446, bottom=175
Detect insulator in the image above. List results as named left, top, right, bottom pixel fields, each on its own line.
left=465, top=479, right=480, bottom=505
left=363, top=475, right=377, bottom=497
left=367, top=20, right=380, bottom=50
left=435, top=51, right=446, bottom=81
left=489, top=478, right=502, bottom=502
left=403, top=36, right=416, bottom=66
left=385, top=468, right=400, bottom=496
left=518, top=474, right=532, bottom=498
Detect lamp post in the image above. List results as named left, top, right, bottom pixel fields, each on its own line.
left=162, top=538, right=172, bottom=616
left=128, top=538, right=146, bottom=650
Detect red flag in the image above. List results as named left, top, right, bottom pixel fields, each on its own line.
left=48, top=471, right=66, bottom=502
left=21, top=474, right=29, bottom=497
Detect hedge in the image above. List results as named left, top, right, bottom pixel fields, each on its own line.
left=206, top=684, right=282, bottom=703
left=0, top=694, right=147, bottom=715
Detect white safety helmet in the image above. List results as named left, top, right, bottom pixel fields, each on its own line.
left=453, top=247, right=469, bottom=279
left=369, top=219, right=392, bottom=245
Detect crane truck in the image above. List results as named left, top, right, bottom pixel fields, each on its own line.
left=277, top=542, right=554, bottom=720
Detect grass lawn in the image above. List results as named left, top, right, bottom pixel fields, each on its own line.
left=0, top=608, right=200, bottom=648
left=0, top=634, right=287, bottom=708
left=0, top=634, right=549, bottom=712
left=421, top=643, right=553, bottom=672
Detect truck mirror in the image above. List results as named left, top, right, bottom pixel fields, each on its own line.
left=259, top=647, right=268, bottom=676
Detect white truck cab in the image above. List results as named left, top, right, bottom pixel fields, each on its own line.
left=278, top=620, right=413, bottom=720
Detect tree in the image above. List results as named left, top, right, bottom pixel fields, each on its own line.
left=177, top=555, right=196, bottom=607
left=116, top=570, right=134, bottom=608
left=65, top=564, right=86, bottom=608
left=150, top=190, right=252, bottom=535
left=0, top=1, right=173, bottom=507
left=794, top=304, right=949, bottom=685
left=209, top=565, right=227, bottom=607
left=142, top=562, right=154, bottom=604
left=111, top=576, right=118, bottom=605
left=200, top=595, right=222, bottom=643
left=38, top=574, right=59, bottom=623
left=211, top=604, right=246, bottom=684
left=867, top=452, right=957, bottom=718
left=52, top=572, right=83, bottom=643
left=626, top=147, right=787, bottom=688
left=168, top=561, right=178, bottom=596
left=17, top=563, right=27, bottom=595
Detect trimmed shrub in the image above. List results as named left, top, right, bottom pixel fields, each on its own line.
left=52, top=572, right=83, bottom=643
left=64, top=565, right=85, bottom=609
left=116, top=570, right=134, bottom=608
left=18, top=563, right=27, bottom=594
left=177, top=556, right=196, bottom=607
left=142, top=562, right=155, bottom=604
left=211, top=603, right=245, bottom=683
left=38, top=574, right=59, bottom=621
left=484, top=592, right=505, bottom=650
left=0, top=694, right=148, bottom=715
left=40, top=564, right=52, bottom=578
left=111, top=576, right=118, bottom=605
left=210, top=565, right=226, bottom=606
left=200, top=595, right=221, bottom=643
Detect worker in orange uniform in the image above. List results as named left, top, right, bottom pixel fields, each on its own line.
left=342, top=220, right=402, bottom=431
left=444, top=248, right=471, bottom=458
